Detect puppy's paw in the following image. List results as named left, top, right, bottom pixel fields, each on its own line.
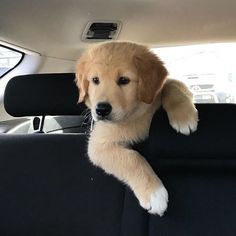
left=168, top=104, right=198, bottom=135
left=139, top=185, right=169, bottom=216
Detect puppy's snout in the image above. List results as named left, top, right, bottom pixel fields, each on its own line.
left=96, top=102, right=112, bottom=117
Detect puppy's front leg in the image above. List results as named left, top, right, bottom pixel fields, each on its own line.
left=88, top=137, right=168, bottom=216
left=161, top=79, right=199, bottom=135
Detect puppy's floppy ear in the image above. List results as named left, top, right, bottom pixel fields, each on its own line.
left=134, top=51, right=168, bottom=104
left=75, top=58, right=89, bottom=103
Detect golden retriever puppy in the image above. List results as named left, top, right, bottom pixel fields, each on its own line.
left=75, top=42, right=198, bottom=216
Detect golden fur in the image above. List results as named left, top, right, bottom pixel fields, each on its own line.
left=75, top=42, right=198, bottom=216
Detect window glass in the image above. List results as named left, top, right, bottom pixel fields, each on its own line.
left=0, top=45, right=23, bottom=78
left=152, top=43, right=236, bottom=103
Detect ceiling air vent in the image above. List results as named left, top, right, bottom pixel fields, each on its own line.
left=82, top=21, right=121, bottom=41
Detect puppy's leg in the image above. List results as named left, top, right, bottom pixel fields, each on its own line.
left=88, top=139, right=168, bottom=216
left=161, top=79, right=198, bottom=135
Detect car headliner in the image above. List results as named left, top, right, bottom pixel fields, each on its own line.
left=0, top=0, right=236, bottom=60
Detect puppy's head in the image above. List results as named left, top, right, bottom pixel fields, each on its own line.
left=75, top=42, right=167, bottom=122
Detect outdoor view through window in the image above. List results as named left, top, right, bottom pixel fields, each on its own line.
left=153, top=43, right=236, bottom=103
left=0, top=45, right=22, bottom=77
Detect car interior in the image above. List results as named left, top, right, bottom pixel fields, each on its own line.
left=0, top=0, right=236, bottom=235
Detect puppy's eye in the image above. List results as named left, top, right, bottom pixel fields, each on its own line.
left=117, top=77, right=130, bottom=86
left=92, top=77, right=100, bottom=85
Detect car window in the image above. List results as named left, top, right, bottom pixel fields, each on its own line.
left=0, top=45, right=23, bottom=78
left=153, top=43, right=236, bottom=103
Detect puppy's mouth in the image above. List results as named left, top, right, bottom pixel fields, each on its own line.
left=96, top=115, right=112, bottom=122
left=95, top=113, right=127, bottom=123
left=92, top=112, right=113, bottom=122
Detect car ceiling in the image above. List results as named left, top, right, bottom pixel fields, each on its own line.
left=0, top=0, right=236, bottom=60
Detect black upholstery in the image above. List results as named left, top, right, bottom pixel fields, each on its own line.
left=3, top=73, right=86, bottom=117
left=149, top=104, right=236, bottom=166
left=0, top=104, right=236, bottom=235
left=142, top=104, right=236, bottom=236
left=0, top=134, right=124, bottom=236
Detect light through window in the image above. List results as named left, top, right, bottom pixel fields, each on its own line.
left=0, top=45, right=23, bottom=78
left=152, top=43, right=236, bottom=103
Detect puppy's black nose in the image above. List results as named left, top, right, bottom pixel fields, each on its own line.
left=96, top=102, right=112, bottom=117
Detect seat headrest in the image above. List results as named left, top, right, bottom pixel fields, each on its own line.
left=148, top=104, right=236, bottom=166
left=4, top=73, right=86, bottom=117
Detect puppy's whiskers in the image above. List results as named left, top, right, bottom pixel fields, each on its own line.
left=81, top=108, right=92, bottom=127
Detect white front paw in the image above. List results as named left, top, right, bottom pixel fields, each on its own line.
left=139, top=185, right=169, bottom=216
left=168, top=106, right=199, bottom=135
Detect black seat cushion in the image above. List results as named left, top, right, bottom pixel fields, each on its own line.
left=0, top=104, right=235, bottom=236
left=148, top=104, right=236, bottom=168
left=0, top=134, right=125, bottom=236
left=139, top=103, right=236, bottom=236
